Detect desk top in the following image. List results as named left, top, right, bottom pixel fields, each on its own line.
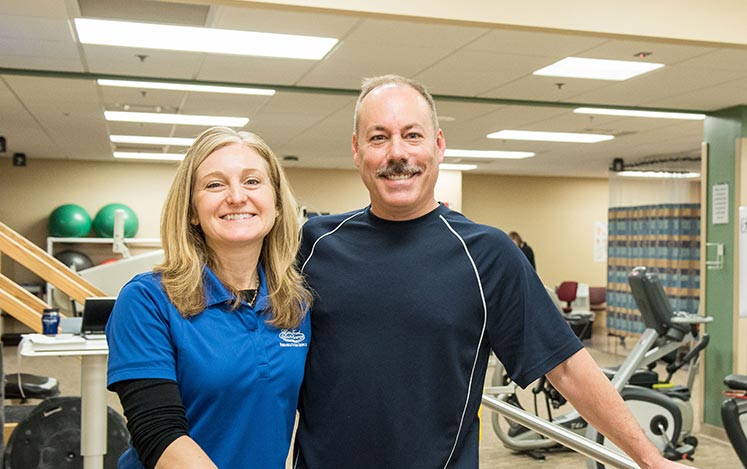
left=19, top=333, right=108, bottom=357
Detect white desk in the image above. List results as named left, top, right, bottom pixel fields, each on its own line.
left=19, top=334, right=109, bottom=469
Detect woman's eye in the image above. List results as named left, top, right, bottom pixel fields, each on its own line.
left=245, top=177, right=261, bottom=186
left=206, top=181, right=223, bottom=189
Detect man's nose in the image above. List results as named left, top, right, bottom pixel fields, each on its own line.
left=387, top=135, right=407, bottom=160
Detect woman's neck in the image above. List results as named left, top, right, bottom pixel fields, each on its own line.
left=210, top=245, right=262, bottom=290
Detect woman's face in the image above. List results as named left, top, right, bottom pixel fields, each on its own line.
left=191, top=143, right=276, bottom=254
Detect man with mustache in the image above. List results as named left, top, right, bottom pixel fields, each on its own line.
left=294, top=75, right=689, bottom=469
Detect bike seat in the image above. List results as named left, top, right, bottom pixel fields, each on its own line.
left=724, top=374, right=747, bottom=391
left=602, top=366, right=659, bottom=387
left=657, top=384, right=691, bottom=401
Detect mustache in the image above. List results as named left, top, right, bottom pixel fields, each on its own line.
left=376, top=161, right=424, bottom=178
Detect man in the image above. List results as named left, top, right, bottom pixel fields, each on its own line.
left=294, top=74, right=689, bottom=469
left=509, top=231, right=536, bottom=269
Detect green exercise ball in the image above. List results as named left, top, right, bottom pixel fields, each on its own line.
left=47, top=204, right=92, bottom=237
left=92, top=203, right=139, bottom=238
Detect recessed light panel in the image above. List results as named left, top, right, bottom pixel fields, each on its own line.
left=533, top=57, right=664, bottom=80
left=440, top=163, right=477, bottom=171
left=105, top=111, right=248, bottom=127
left=110, top=135, right=196, bottom=146
left=444, top=149, right=535, bottom=159
left=574, top=108, right=705, bottom=120
left=114, top=152, right=185, bottom=161
left=98, top=79, right=275, bottom=96
left=75, top=18, right=338, bottom=60
left=487, top=130, right=613, bottom=143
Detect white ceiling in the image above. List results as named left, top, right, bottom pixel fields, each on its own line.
left=1, top=0, right=746, bottom=177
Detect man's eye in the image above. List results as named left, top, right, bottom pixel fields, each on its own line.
left=370, top=135, right=386, bottom=142
left=405, top=132, right=422, bottom=139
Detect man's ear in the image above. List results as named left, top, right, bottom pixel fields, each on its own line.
left=436, top=129, right=446, bottom=164
left=352, top=133, right=361, bottom=169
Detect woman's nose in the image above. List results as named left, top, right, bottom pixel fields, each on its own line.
left=226, top=183, right=246, bottom=204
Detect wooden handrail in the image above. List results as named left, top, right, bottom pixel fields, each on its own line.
left=0, top=274, right=49, bottom=332
left=0, top=221, right=106, bottom=331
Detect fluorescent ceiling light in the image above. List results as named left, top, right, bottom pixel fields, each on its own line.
left=114, top=152, right=184, bottom=161
left=575, top=107, right=705, bottom=120
left=110, top=135, right=196, bottom=146
left=98, top=79, right=275, bottom=96
left=75, top=18, right=337, bottom=60
left=533, top=57, right=664, bottom=80
left=105, top=111, right=248, bottom=127
left=444, top=149, right=534, bottom=159
left=440, top=163, right=477, bottom=171
left=617, top=171, right=700, bottom=179
left=487, top=130, right=614, bottom=143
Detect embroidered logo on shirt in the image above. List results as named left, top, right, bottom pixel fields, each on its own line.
left=279, top=328, right=307, bottom=347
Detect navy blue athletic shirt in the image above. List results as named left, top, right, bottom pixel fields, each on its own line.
left=295, top=204, right=582, bottom=468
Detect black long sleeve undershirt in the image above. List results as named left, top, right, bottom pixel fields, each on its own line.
left=111, top=379, right=190, bottom=469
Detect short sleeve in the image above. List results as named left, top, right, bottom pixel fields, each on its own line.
left=106, top=274, right=179, bottom=388
left=485, top=233, right=583, bottom=388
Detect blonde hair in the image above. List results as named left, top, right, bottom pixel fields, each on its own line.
left=155, top=126, right=311, bottom=328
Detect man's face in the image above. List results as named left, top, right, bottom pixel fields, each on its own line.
left=352, top=84, right=445, bottom=221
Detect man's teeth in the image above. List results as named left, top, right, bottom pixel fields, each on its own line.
left=385, top=174, right=413, bottom=180
left=223, top=213, right=253, bottom=220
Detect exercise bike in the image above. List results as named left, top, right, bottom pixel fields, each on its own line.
left=721, top=374, right=747, bottom=467
left=485, top=266, right=711, bottom=467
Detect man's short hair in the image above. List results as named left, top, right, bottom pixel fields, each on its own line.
left=353, top=74, right=439, bottom=137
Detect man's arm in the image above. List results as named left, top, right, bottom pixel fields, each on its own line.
left=546, top=348, right=692, bottom=469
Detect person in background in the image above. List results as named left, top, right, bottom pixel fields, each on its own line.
left=509, top=230, right=536, bottom=269
left=106, top=127, right=311, bottom=469
left=293, top=74, right=691, bottom=469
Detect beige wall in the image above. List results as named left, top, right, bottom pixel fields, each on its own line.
left=1, top=158, right=608, bottom=292
left=1, top=158, right=177, bottom=283
left=463, top=174, right=609, bottom=290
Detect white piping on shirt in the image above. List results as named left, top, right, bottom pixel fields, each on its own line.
left=438, top=214, right=488, bottom=469
left=298, top=210, right=487, bottom=468
left=301, top=210, right=365, bottom=274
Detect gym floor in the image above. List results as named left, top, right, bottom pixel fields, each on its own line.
left=2, top=333, right=741, bottom=468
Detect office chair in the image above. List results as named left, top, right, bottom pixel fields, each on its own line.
left=589, top=286, right=607, bottom=313
left=556, top=281, right=578, bottom=313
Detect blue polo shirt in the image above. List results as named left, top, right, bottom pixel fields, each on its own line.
left=107, top=265, right=310, bottom=468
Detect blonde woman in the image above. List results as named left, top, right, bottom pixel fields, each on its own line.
left=107, top=127, right=311, bottom=469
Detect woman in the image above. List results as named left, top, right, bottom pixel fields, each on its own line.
left=106, top=127, right=312, bottom=468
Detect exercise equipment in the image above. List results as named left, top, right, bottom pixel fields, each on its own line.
left=721, top=374, right=747, bottom=466
left=92, top=203, right=139, bottom=238
left=4, top=396, right=129, bottom=468
left=486, top=266, right=711, bottom=467
left=53, top=250, right=93, bottom=272
left=47, top=205, right=91, bottom=238
left=4, top=373, right=60, bottom=402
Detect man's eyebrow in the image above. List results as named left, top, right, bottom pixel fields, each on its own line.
left=365, top=123, right=422, bottom=133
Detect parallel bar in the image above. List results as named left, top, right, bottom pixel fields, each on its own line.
left=481, top=394, right=640, bottom=469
